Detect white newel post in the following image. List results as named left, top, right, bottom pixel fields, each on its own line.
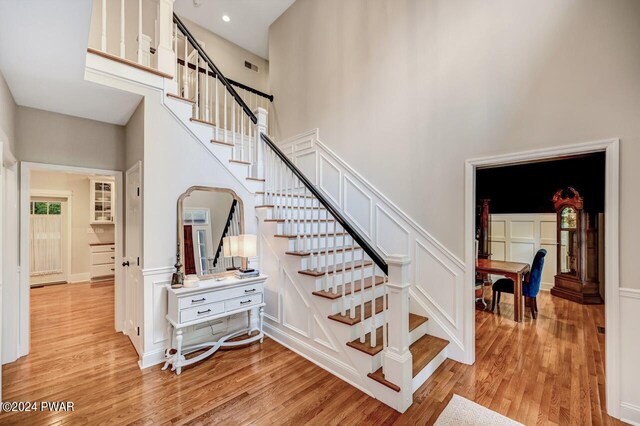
left=383, top=255, right=413, bottom=412
left=156, top=0, right=176, bottom=77
left=253, top=107, right=268, bottom=179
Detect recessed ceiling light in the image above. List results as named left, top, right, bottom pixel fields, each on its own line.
left=222, top=15, right=231, bottom=23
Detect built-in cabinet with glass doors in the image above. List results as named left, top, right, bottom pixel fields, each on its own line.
left=90, top=179, right=115, bottom=224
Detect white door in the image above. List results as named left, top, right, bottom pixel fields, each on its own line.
left=125, top=163, right=142, bottom=354
left=29, top=197, right=68, bottom=286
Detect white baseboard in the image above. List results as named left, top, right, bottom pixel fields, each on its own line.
left=264, top=323, right=373, bottom=398
left=68, top=272, right=91, bottom=283
left=620, top=401, right=640, bottom=425
left=139, top=348, right=166, bottom=370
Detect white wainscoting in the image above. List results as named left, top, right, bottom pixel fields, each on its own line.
left=619, top=287, right=640, bottom=425
left=278, top=129, right=467, bottom=362
left=489, top=214, right=557, bottom=291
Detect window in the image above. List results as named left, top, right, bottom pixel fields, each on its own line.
left=31, top=201, right=62, bottom=215
left=183, top=208, right=209, bottom=225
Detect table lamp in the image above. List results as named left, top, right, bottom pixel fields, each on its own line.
left=237, top=234, right=257, bottom=273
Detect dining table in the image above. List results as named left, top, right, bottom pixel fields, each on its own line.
left=476, top=259, right=530, bottom=322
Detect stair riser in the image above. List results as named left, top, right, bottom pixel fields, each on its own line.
left=264, top=195, right=320, bottom=208
left=267, top=208, right=329, bottom=221
left=300, top=249, right=365, bottom=270
left=276, top=221, right=340, bottom=235
left=286, top=236, right=355, bottom=252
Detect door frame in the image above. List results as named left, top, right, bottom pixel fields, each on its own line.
left=19, top=162, right=124, bottom=358
left=464, top=138, right=620, bottom=416
left=29, top=190, right=72, bottom=286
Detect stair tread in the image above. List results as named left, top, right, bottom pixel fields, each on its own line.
left=275, top=232, right=347, bottom=239
left=247, top=177, right=265, bottom=182
left=367, top=368, right=401, bottom=392
left=167, top=93, right=195, bottom=104
left=312, top=275, right=385, bottom=300
left=299, top=260, right=373, bottom=277
left=346, top=313, right=428, bottom=356
left=410, top=334, right=449, bottom=377
left=211, top=139, right=234, bottom=147
left=328, top=296, right=385, bottom=325
left=230, top=159, right=251, bottom=165
left=286, top=247, right=360, bottom=257
left=256, top=205, right=326, bottom=210
left=265, top=218, right=334, bottom=223
left=190, top=117, right=217, bottom=127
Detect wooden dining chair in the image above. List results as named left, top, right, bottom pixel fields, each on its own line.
left=491, top=249, right=547, bottom=319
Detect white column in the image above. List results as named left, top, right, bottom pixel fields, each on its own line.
left=253, top=107, right=268, bottom=179
left=383, top=255, right=413, bottom=412
left=156, top=0, right=176, bottom=76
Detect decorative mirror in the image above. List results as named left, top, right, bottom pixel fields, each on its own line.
left=177, top=186, right=244, bottom=279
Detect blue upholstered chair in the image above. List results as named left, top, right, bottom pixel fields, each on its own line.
left=491, top=249, right=547, bottom=319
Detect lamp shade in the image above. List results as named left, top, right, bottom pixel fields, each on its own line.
left=237, top=234, right=257, bottom=258
left=223, top=235, right=240, bottom=257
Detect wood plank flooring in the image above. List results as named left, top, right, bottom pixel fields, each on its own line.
left=0, top=283, right=626, bottom=425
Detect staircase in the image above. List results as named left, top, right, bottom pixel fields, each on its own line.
left=86, top=6, right=452, bottom=413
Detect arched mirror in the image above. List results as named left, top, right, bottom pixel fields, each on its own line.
left=177, top=186, right=244, bottom=279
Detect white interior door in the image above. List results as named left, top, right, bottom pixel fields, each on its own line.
left=29, top=197, right=68, bottom=286
left=125, top=163, right=142, bottom=354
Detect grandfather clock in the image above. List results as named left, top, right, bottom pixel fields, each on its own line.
left=550, top=187, right=602, bottom=304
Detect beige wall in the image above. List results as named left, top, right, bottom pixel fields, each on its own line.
left=269, top=0, right=640, bottom=289
left=0, top=71, right=16, bottom=156
left=30, top=171, right=115, bottom=279
left=16, top=106, right=126, bottom=171
left=179, top=17, right=270, bottom=93
left=125, top=100, right=144, bottom=170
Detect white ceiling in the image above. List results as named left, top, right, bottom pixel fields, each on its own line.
left=0, top=0, right=142, bottom=126
left=174, top=0, right=296, bottom=59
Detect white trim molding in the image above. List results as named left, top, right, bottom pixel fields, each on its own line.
left=465, top=138, right=620, bottom=418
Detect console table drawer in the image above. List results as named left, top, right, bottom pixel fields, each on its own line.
left=225, top=294, right=263, bottom=312
left=177, top=282, right=264, bottom=310
left=180, top=302, right=225, bottom=323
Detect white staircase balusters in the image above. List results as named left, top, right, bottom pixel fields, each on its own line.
left=341, top=225, right=347, bottom=316
left=370, top=263, right=377, bottom=348
left=349, top=241, right=357, bottom=319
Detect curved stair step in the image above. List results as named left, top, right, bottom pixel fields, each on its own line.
left=275, top=232, right=347, bottom=239
left=285, top=246, right=358, bottom=257
left=312, top=276, right=385, bottom=300
left=367, top=333, right=449, bottom=392
left=346, top=313, right=428, bottom=356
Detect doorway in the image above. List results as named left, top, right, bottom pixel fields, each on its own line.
left=28, top=196, right=69, bottom=286
left=18, top=162, right=124, bottom=358
left=464, top=139, right=620, bottom=418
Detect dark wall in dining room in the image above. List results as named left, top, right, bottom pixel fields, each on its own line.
left=476, top=152, right=605, bottom=214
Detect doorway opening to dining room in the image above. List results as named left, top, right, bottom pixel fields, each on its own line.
left=464, top=139, right=620, bottom=421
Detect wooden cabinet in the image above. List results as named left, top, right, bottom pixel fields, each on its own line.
left=550, top=188, right=602, bottom=304
left=90, top=179, right=115, bottom=224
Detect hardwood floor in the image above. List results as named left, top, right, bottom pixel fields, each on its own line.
left=0, top=283, right=625, bottom=425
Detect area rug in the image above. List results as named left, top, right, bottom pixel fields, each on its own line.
left=434, top=394, right=523, bottom=426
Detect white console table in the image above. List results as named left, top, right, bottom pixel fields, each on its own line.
left=163, top=274, right=267, bottom=375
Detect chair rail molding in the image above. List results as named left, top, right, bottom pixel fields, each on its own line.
left=464, top=138, right=621, bottom=419
left=277, top=129, right=467, bottom=364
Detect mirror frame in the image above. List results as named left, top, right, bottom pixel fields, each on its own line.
left=177, top=186, right=245, bottom=280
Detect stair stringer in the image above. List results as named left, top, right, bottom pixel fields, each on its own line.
left=257, top=209, right=409, bottom=411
